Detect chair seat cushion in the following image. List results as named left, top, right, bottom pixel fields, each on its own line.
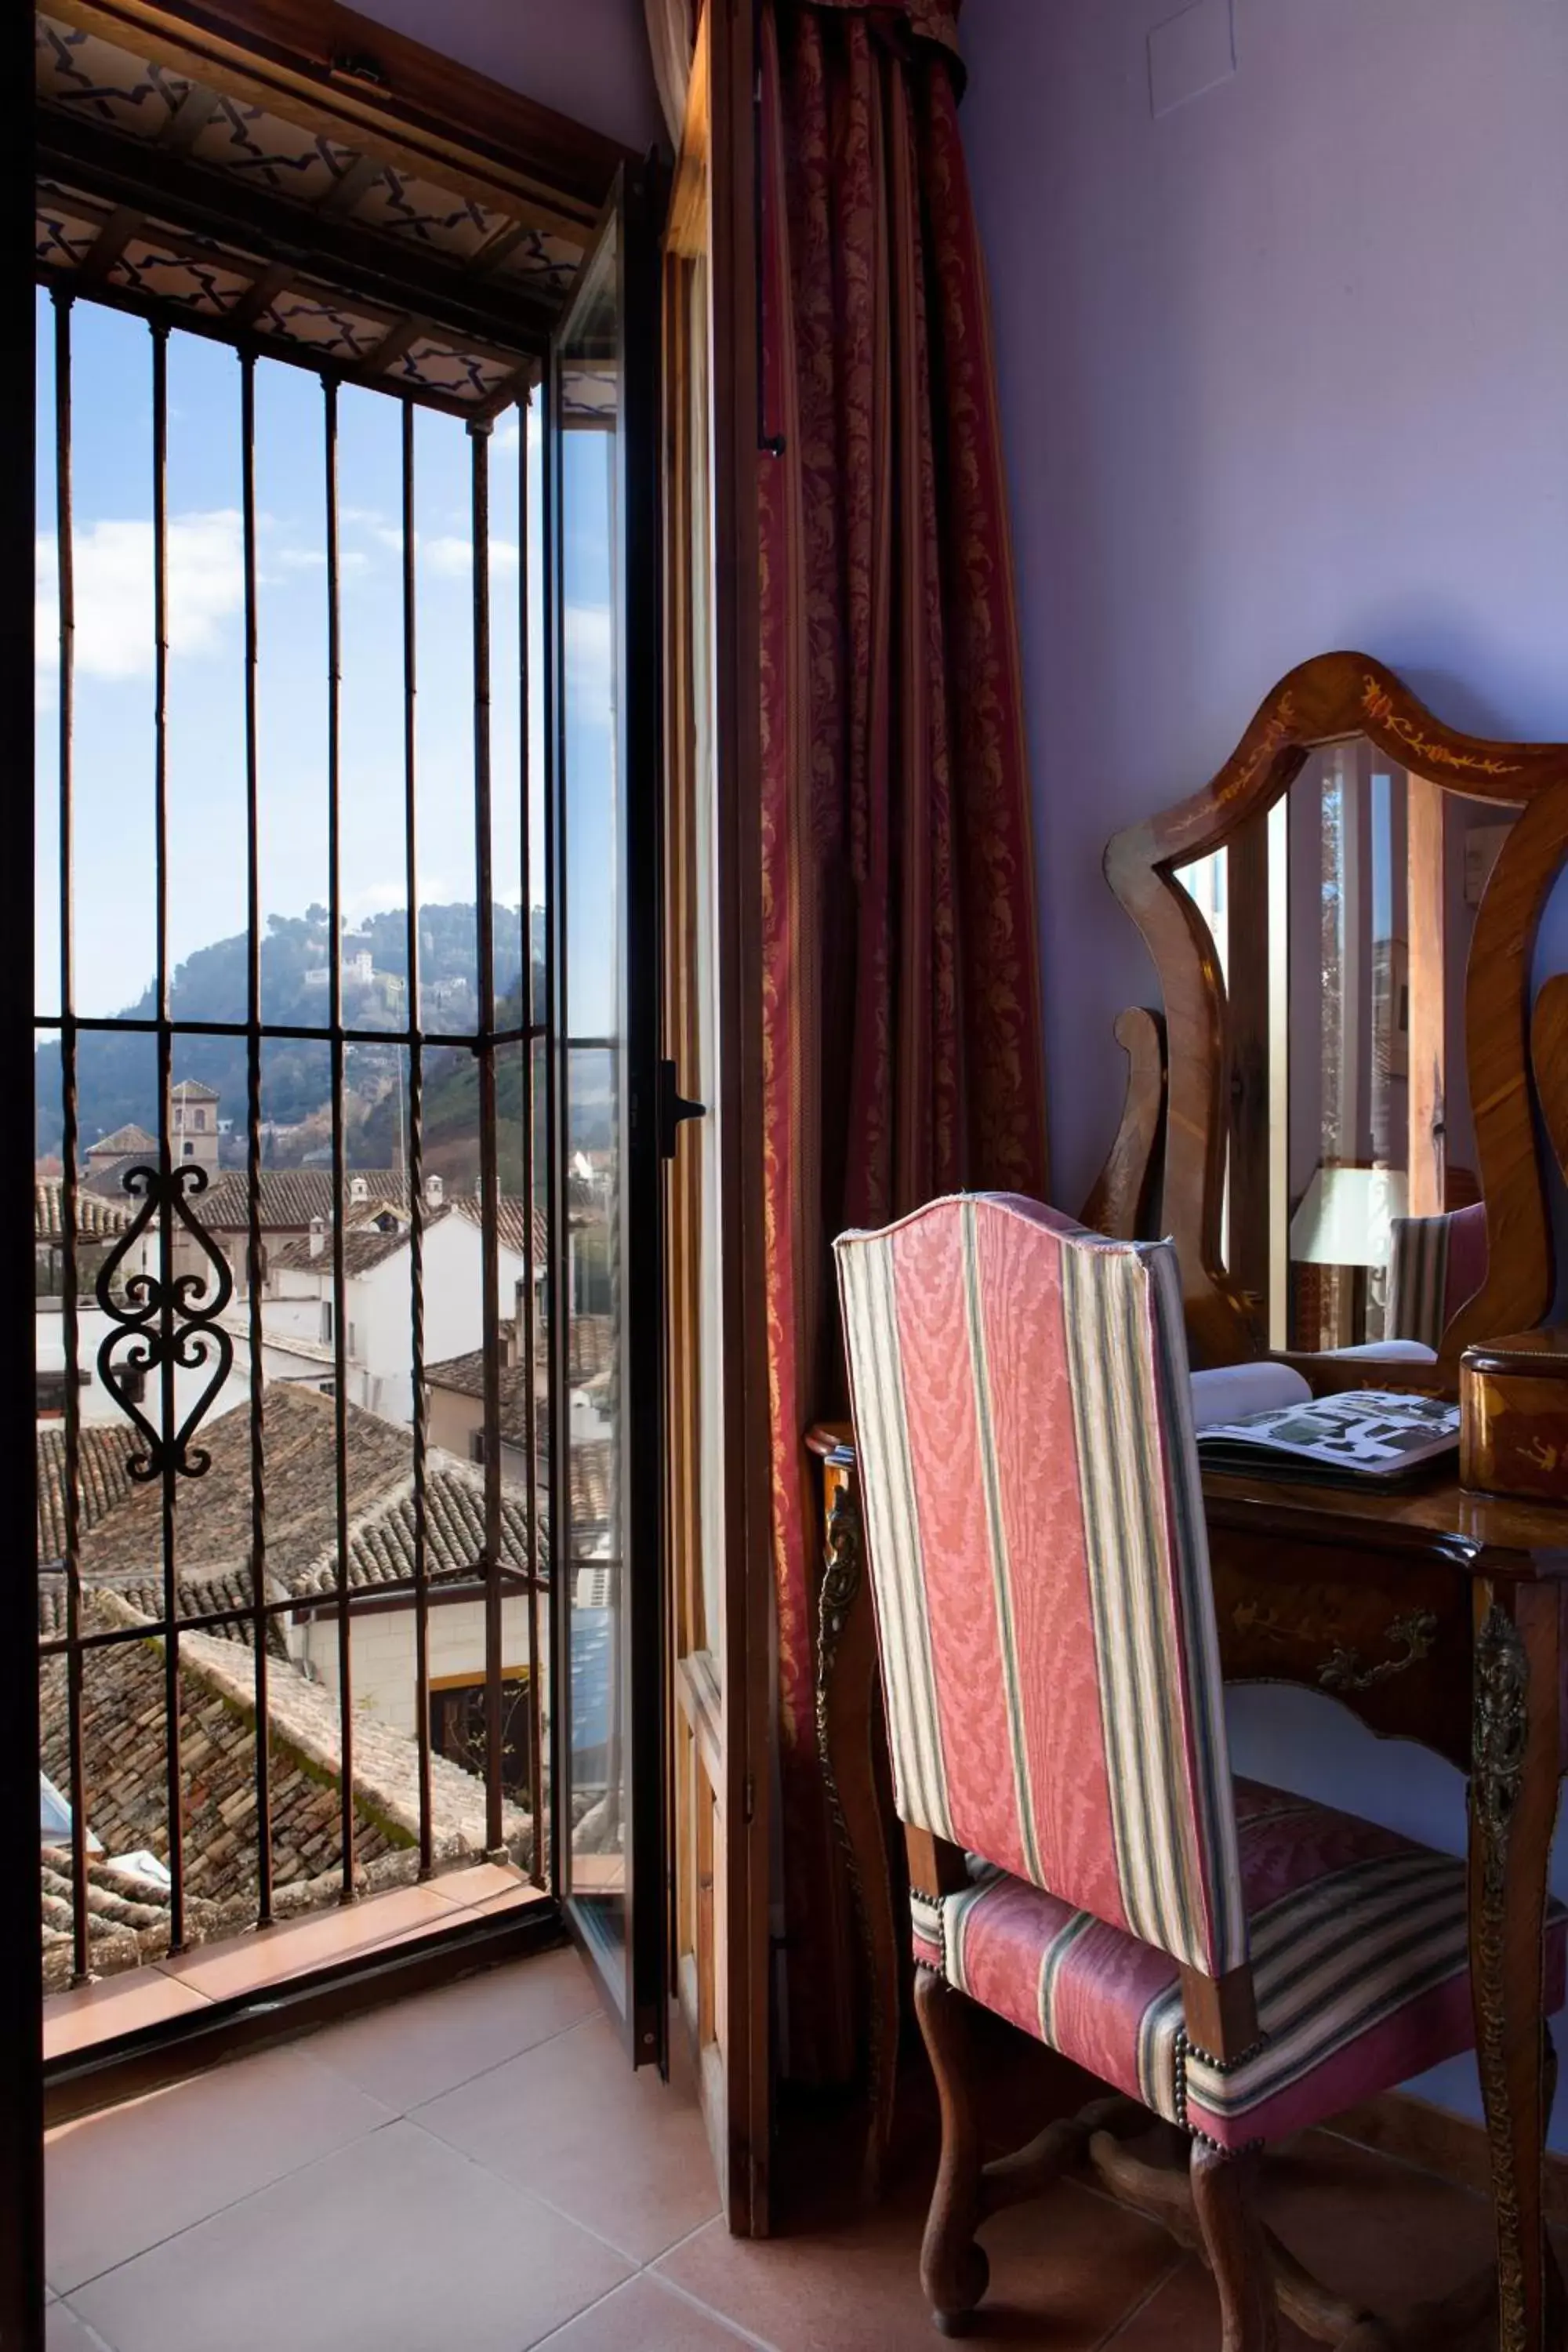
left=911, top=1778, right=1567, bottom=2149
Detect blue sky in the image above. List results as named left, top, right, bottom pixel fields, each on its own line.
left=34, top=286, right=618, bottom=1036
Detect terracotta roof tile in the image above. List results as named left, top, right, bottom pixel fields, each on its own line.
left=87, top=1123, right=159, bottom=1157
left=267, top=1225, right=419, bottom=1276
left=193, top=1170, right=408, bottom=1231
left=74, top=1385, right=412, bottom=1598
left=286, top=1454, right=543, bottom=1599
left=448, top=1196, right=548, bottom=1262
left=38, top=1590, right=525, bottom=1990
left=423, top=1349, right=533, bottom=1447
left=36, top=1425, right=136, bottom=1560
left=79, top=1156, right=151, bottom=1200
left=34, top=1181, right=136, bottom=1244
left=265, top=1197, right=546, bottom=1274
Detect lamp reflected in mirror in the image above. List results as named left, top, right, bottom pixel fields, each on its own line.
left=1173, top=738, right=1520, bottom=1359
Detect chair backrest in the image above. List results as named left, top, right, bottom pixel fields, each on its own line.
left=1387, top=1201, right=1488, bottom=1351
left=834, top=1193, right=1247, bottom=1982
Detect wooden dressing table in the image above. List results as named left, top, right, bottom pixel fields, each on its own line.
left=811, top=658, right=1568, bottom=2350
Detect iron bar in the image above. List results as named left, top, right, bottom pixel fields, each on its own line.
left=31, top=263, right=532, bottom=424
left=151, top=319, right=187, bottom=1952
left=5, top=55, right=44, bottom=2325
left=53, top=288, right=90, bottom=1986
left=241, top=346, right=274, bottom=1926
left=324, top=374, right=357, bottom=1901
left=471, top=416, right=506, bottom=1856
left=34, top=1013, right=546, bottom=1048
left=518, top=391, right=544, bottom=1884
left=36, top=1564, right=546, bottom=1661
left=402, top=398, right=434, bottom=1880
left=34, top=298, right=563, bottom=2012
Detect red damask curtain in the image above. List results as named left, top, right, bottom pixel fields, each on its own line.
left=758, top=0, right=1049, bottom=2078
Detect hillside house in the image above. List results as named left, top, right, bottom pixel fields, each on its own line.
left=260, top=1196, right=543, bottom=1426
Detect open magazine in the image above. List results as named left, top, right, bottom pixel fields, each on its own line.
left=1193, top=1387, right=1460, bottom=1486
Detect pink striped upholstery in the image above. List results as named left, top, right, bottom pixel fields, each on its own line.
left=1387, top=1202, right=1488, bottom=1349
left=835, top=1195, right=1244, bottom=1980
left=837, top=1193, right=1565, bottom=2151
left=913, top=1778, right=1567, bottom=2149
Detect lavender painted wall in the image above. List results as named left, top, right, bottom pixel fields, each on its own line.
left=351, top=0, right=664, bottom=153
left=962, top=0, right=1568, bottom=2142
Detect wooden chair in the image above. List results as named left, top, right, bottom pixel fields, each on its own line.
left=833, top=1193, right=1566, bottom=2347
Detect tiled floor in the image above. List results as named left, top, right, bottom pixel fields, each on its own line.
left=43, top=1942, right=1534, bottom=2350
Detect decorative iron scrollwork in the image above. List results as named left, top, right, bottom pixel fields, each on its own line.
left=1318, top=1608, right=1439, bottom=1693
left=94, top=1161, right=235, bottom=1481
left=1470, top=1602, right=1531, bottom=2352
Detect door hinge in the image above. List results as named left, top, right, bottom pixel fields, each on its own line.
left=742, top=1770, right=756, bottom=1824
left=656, top=1057, right=706, bottom=1160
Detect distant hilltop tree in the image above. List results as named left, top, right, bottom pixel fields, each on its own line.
left=36, top=902, right=539, bottom=1163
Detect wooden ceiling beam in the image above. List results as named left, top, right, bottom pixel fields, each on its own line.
left=314, top=150, right=384, bottom=223
left=159, top=83, right=223, bottom=154
left=226, top=252, right=296, bottom=330
left=45, top=0, right=622, bottom=237
left=38, top=109, right=551, bottom=354
left=75, top=200, right=142, bottom=284
left=36, top=256, right=502, bottom=423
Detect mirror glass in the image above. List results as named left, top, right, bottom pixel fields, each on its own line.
left=1174, top=740, right=1519, bottom=1354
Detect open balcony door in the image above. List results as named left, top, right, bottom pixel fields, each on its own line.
left=661, top=1, right=774, bottom=2235
left=547, top=165, right=670, bottom=2065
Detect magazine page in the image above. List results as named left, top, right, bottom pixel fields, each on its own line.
left=1195, top=1388, right=1459, bottom=1477
left=1189, top=1361, right=1312, bottom=1431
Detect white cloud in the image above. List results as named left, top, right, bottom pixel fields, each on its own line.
left=423, top=533, right=472, bottom=577
left=345, top=880, right=408, bottom=920
left=256, top=542, right=368, bottom=585
left=565, top=603, right=613, bottom=702
left=493, top=412, right=521, bottom=454
left=423, top=534, right=521, bottom=579
left=343, top=521, right=518, bottom=581
left=35, top=510, right=244, bottom=681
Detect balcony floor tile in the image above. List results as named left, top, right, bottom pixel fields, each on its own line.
left=67, top=2118, right=629, bottom=2352
left=46, top=2045, right=390, bottom=2294
left=302, top=1942, right=601, bottom=2113
left=416, top=2009, right=722, bottom=2265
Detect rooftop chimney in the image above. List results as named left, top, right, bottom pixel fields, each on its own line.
left=425, top=1174, right=444, bottom=1207
left=309, top=1216, right=325, bottom=1261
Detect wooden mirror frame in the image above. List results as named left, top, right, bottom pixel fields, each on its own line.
left=1100, top=652, right=1568, bottom=1371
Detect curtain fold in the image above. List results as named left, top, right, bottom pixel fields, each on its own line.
left=644, top=0, right=695, bottom=147
left=759, top=0, right=1049, bottom=2080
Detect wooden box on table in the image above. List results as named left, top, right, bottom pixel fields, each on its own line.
left=1460, top=1329, right=1568, bottom=1503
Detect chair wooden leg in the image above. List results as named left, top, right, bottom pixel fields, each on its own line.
left=913, top=1969, right=990, bottom=2336
left=1190, top=2143, right=1279, bottom=2352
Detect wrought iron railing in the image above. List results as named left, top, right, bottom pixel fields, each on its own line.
left=37, top=289, right=550, bottom=1991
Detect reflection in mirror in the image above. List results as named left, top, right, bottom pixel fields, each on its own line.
left=1174, top=743, right=1520, bottom=1357
left=1286, top=742, right=1407, bottom=1351
left=1173, top=848, right=1231, bottom=1265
